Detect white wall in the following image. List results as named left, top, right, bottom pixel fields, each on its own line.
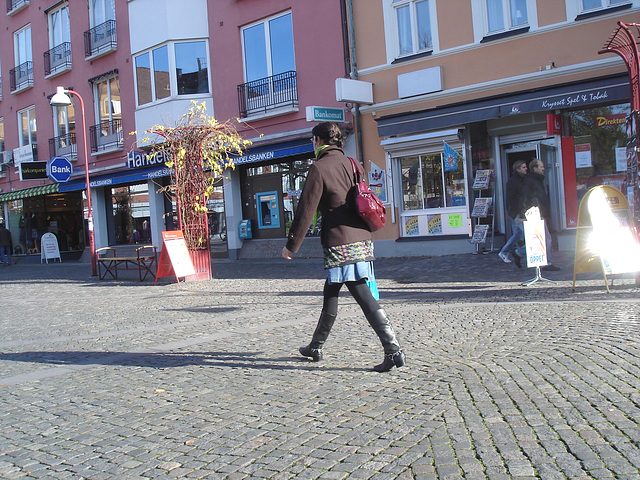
left=128, top=0, right=209, bottom=53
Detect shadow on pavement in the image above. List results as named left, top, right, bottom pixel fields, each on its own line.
left=0, top=350, right=369, bottom=372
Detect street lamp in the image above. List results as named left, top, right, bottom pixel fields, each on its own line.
left=50, top=86, right=97, bottom=276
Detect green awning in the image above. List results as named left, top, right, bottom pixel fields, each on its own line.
left=0, top=183, right=59, bottom=202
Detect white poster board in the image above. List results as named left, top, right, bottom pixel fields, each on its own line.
left=523, top=219, right=548, bottom=268
left=40, top=232, right=62, bottom=263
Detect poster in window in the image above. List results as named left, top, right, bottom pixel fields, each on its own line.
left=443, top=141, right=459, bottom=172
left=368, top=160, right=387, bottom=203
left=575, top=143, right=592, bottom=168
left=404, top=216, right=419, bottom=236
left=427, top=214, right=442, bottom=234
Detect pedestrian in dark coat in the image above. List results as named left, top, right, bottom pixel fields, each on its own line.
left=282, top=122, right=405, bottom=372
left=498, top=160, right=528, bottom=267
left=0, top=222, right=13, bottom=266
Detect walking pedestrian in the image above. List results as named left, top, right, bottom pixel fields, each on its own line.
left=282, top=122, right=405, bottom=372
left=518, top=158, right=559, bottom=271
left=498, top=160, right=528, bottom=268
left=0, top=222, right=13, bottom=266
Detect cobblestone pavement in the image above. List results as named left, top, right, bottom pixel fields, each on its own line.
left=0, top=251, right=639, bottom=479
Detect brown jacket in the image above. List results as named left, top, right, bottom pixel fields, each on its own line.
left=286, top=146, right=371, bottom=253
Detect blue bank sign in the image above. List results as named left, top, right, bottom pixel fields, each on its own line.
left=47, top=156, right=73, bottom=183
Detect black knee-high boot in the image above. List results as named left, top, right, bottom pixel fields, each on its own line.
left=299, top=311, right=337, bottom=362
left=365, top=309, right=405, bottom=372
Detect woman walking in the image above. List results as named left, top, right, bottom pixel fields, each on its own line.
left=282, top=122, right=405, bottom=372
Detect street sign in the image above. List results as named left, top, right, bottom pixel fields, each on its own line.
left=47, top=156, right=73, bottom=183
left=305, top=106, right=345, bottom=123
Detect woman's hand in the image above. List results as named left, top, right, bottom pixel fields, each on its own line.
left=282, top=247, right=292, bottom=260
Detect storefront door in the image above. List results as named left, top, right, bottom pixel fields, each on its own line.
left=503, top=139, right=560, bottom=232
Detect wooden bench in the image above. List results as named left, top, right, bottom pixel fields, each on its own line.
left=96, top=246, right=158, bottom=281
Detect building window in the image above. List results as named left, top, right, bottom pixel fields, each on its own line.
left=18, top=106, right=36, bottom=148
left=89, top=0, right=115, bottom=28
left=242, top=12, right=295, bottom=86
left=175, top=42, right=209, bottom=95
left=14, top=24, right=32, bottom=66
left=581, top=0, right=628, bottom=10
left=51, top=103, right=76, bottom=159
left=0, top=118, right=5, bottom=152
left=90, top=75, right=122, bottom=152
left=49, top=4, right=70, bottom=47
left=485, top=0, right=528, bottom=34
left=393, top=0, right=433, bottom=56
left=134, top=41, right=208, bottom=106
left=399, top=151, right=466, bottom=211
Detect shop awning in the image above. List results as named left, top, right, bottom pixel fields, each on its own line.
left=0, top=183, right=59, bottom=202
left=233, top=137, right=314, bottom=165
left=376, top=73, right=630, bottom=137
left=58, top=164, right=171, bottom=192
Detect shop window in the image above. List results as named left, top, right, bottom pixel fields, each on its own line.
left=399, top=151, right=466, bottom=211
left=567, top=103, right=630, bottom=206
left=111, top=183, right=151, bottom=245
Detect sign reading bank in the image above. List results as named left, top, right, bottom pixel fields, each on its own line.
left=47, top=156, right=73, bottom=183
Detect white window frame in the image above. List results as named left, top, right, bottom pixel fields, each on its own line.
left=133, top=40, right=210, bottom=107
left=240, top=11, right=295, bottom=83
left=14, top=25, right=32, bottom=66
left=17, top=106, right=36, bottom=148
left=383, top=0, right=439, bottom=63
left=482, top=0, right=529, bottom=35
left=48, top=4, right=70, bottom=48
left=393, top=0, right=435, bottom=57
left=579, top=0, right=630, bottom=12
left=89, top=0, right=115, bottom=28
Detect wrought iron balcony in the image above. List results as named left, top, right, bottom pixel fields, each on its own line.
left=89, top=119, right=123, bottom=153
left=237, top=70, right=298, bottom=118
left=84, top=20, right=117, bottom=58
left=9, top=61, right=33, bottom=93
left=6, top=0, right=28, bottom=15
left=44, top=43, right=72, bottom=77
left=49, top=133, right=77, bottom=160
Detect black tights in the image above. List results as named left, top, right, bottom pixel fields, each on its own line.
left=322, top=279, right=380, bottom=317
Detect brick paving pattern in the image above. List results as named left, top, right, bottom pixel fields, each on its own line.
left=0, top=251, right=639, bottom=479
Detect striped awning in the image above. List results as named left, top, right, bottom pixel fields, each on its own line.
left=0, top=183, right=59, bottom=202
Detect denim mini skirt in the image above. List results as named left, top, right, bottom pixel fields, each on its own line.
left=326, top=260, right=375, bottom=284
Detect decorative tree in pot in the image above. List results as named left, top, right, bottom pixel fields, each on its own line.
left=141, top=101, right=251, bottom=280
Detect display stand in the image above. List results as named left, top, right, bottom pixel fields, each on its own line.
left=40, top=232, right=62, bottom=263
left=520, top=214, right=556, bottom=287
left=470, top=170, right=495, bottom=254
left=155, top=230, right=197, bottom=285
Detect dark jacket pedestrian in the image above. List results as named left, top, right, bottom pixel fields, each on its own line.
left=282, top=122, right=404, bottom=372
left=499, top=160, right=528, bottom=265
left=0, top=223, right=13, bottom=266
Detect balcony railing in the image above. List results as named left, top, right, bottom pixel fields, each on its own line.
left=89, top=119, right=123, bottom=153
left=84, top=20, right=117, bottom=58
left=44, top=43, right=72, bottom=77
left=237, top=70, right=298, bottom=118
left=9, top=61, right=33, bottom=92
left=49, top=133, right=77, bottom=160
left=6, top=0, right=28, bottom=15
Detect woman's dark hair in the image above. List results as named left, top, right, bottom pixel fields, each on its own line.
left=311, top=122, right=344, bottom=148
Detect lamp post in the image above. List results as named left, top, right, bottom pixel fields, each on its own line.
left=50, top=86, right=97, bottom=276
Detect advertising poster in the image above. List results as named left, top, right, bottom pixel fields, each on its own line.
left=523, top=219, right=548, bottom=268
left=404, top=216, right=419, bottom=236
left=575, top=143, right=592, bottom=168
left=427, top=214, right=442, bottom=234
left=368, top=161, right=387, bottom=203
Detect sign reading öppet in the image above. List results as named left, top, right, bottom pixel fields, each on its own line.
left=47, top=156, right=73, bottom=183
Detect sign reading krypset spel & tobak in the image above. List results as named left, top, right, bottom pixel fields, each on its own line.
left=47, top=156, right=73, bottom=183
